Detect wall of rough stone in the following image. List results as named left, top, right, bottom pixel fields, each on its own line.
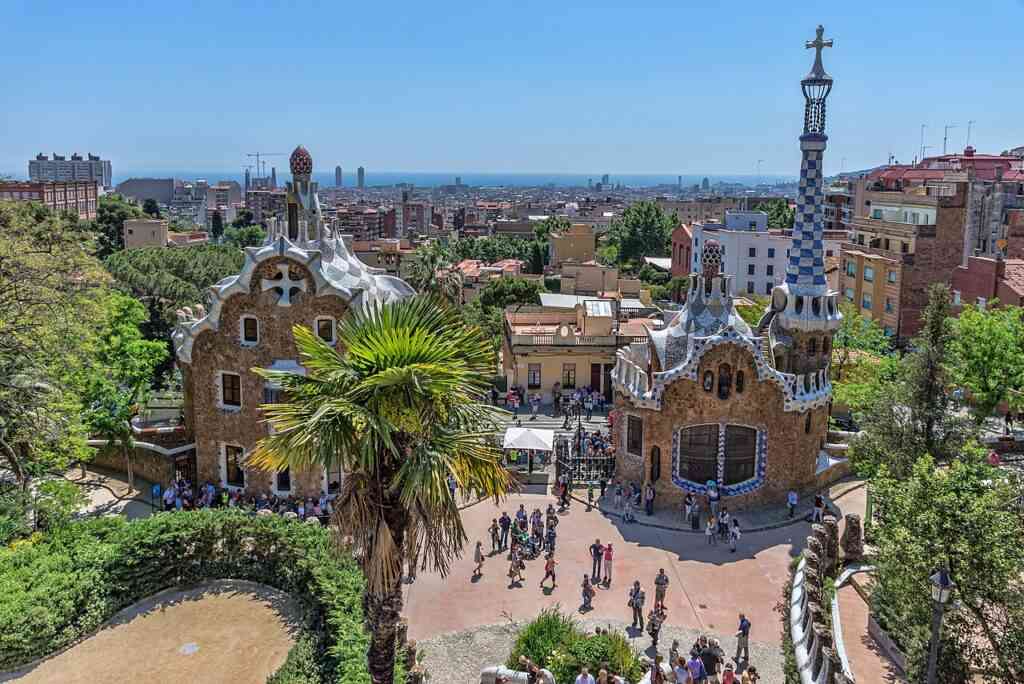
left=615, top=341, right=828, bottom=509
left=184, top=256, right=350, bottom=497
left=91, top=444, right=175, bottom=486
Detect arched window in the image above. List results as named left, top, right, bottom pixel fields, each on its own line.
left=804, top=411, right=812, bottom=433
left=808, top=338, right=817, bottom=355
left=717, top=363, right=732, bottom=400
left=650, top=446, right=661, bottom=482
left=735, top=370, right=745, bottom=394
left=702, top=370, right=714, bottom=392
left=677, top=425, right=718, bottom=484
left=723, top=425, right=757, bottom=485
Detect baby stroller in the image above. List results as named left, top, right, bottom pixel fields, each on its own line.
left=524, top=530, right=543, bottom=559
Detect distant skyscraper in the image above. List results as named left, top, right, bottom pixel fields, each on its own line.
left=335, top=165, right=342, bottom=187
left=29, top=152, right=112, bottom=189
left=701, top=177, right=710, bottom=191
left=601, top=173, right=610, bottom=185
left=588, top=178, right=593, bottom=189
left=271, top=166, right=278, bottom=188
left=357, top=166, right=365, bottom=189
left=244, top=168, right=251, bottom=193
left=455, top=176, right=462, bottom=187
left=677, top=175, right=682, bottom=189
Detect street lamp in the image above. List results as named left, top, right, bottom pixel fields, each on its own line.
left=926, top=566, right=955, bottom=684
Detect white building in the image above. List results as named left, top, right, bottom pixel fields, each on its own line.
left=29, top=153, right=112, bottom=189
left=689, top=210, right=841, bottom=297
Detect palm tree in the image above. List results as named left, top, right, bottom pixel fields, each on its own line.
left=249, top=296, right=511, bottom=684
left=408, top=242, right=463, bottom=305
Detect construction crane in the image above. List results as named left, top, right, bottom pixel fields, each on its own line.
left=246, top=152, right=284, bottom=180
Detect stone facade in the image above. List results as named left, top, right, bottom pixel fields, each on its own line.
left=172, top=145, right=414, bottom=498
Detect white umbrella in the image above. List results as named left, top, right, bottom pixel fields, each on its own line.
left=502, top=427, right=555, bottom=452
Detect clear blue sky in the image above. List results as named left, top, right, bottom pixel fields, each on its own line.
left=2, top=0, right=1021, bottom=177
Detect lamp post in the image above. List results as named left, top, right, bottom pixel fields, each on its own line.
left=926, top=566, right=955, bottom=684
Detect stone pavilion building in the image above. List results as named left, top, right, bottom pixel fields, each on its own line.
left=610, top=26, right=846, bottom=509
left=170, top=145, right=414, bottom=497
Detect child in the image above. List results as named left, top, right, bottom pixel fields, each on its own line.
left=730, top=519, right=741, bottom=553
left=473, top=541, right=485, bottom=578
left=706, top=516, right=717, bottom=545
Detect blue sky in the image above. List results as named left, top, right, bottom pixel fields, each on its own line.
left=2, top=1, right=1021, bottom=176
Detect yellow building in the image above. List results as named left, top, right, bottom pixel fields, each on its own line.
left=123, top=218, right=169, bottom=249
left=502, top=301, right=655, bottom=404
left=549, top=223, right=596, bottom=267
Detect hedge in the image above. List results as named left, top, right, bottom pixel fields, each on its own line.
left=0, top=509, right=396, bottom=682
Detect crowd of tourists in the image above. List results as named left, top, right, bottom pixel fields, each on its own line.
left=500, top=384, right=609, bottom=423
left=159, top=476, right=332, bottom=525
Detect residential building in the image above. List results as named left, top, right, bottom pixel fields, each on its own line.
left=455, top=259, right=533, bottom=303
left=839, top=182, right=969, bottom=338
left=348, top=238, right=417, bottom=279
left=246, top=189, right=287, bottom=222
left=170, top=145, right=415, bottom=497
left=549, top=223, right=596, bottom=267
left=502, top=300, right=655, bottom=404
left=29, top=152, right=112, bottom=189
left=0, top=180, right=98, bottom=220
left=491, top=220, right=535, bottom=239
left=335, top=205, right=385, bottom=241
left=611, top=29, right=843, bottom=511
left=123, top=218, right=169, bottom=249
left=207, top=181, right=242, bottom=209
left=116, top=178, right=175, bottom=204
left=656, top=197, right=777, bottom=225
left=951, top=256, right=1024, bottom=310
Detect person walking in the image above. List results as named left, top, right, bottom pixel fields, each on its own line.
left=654, top=568, right=670, bottom=610
left=584, top=393, right=594, bottom=421
left=473, top=541, right=485, bottom=578
left=686, top=652, right=707, bottom=684
left=644, top=482, right=656, bottom=515
left=734, top=613, right=751, bottom=664
left=729, top=519, right=741, bottom=553
left=787, top=489, right=798, bottom=518
left=540, top=553, right=557, bottom=589
left=813, top=493, right=825, bottom=523
left=706, top=516, right=717, bottom=545
left=614, top=481, right=623, bottom=510
left=588, top=538, right=604, bottom=580
left=489, top=518, right=501, bottom=552
left=628, top=580, right=645, bottom=629
left=508, top=547, right=525, bottom=587
left=599, top=476, right=608, bottom=500
left=699, top=638, right=723, bottom=684
left=647, top=605, right=665, bottom=649
left=602, top=542, right=614, bottom=585
left=581, top=575, right=596, bottom=611
left=499, top=511, right=512, bottom=550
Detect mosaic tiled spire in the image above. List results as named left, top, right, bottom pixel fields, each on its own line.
left=785, top=25, right=834, bottom=295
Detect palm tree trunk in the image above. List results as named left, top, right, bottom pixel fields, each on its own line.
left=365, top=493, right=410, bottom=684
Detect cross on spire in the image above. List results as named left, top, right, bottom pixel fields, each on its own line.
left=805, top=25, right=833, bottom=79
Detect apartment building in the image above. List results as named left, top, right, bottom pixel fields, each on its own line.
left=0, top=180, right=98, bottom=220
left=501, top=300, right=655, bottom=404
left=246, top=189, right=287, bottom=222
left=455, top=259, right=534, bottom=303
left=548, top=223, right=596, bottom=267
left=951, top=256, right=1024, bottom=310
left=123, top=218, right=169, bottom=249
left=839, top=182, right=969, bottom=339
left=335, top=205, right=385, bottom=241
left=29, top=153, right=112, bottom=189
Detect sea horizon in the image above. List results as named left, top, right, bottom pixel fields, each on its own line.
left=103, top=170, right=796, bottom=189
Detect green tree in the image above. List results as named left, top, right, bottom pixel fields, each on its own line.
left=533, top=215, right=569, bottom=242
left=210, top=210, right=224, bottom=240
left=604, top=201, right=676, bottom=266
left=477, top=276, right=543, bottom=311
left=92, top=194, right=144, bottom=256
left=249, top=298, right=512, bottom=684
left=528, top=240, right=545, bottom=275
left=871, top=454, right=1024, bottom=682
left=222, top=224, right=266, bottom=248
left=0, top=201, right=104, bottom=490
left=948, top=304, right=1024, bottom=424
left=142, top=198, right=161, bottom=218
left=831, top=301, right=890, bottom=381
left=906, top=284, right=958, bottom=459
left=230, top=208, right=255, bottom=228
left=75, top=293, right=167, bottom=489
left=753, top=199, right=795, bottom=229
left=407, top=241, right=461, bottom=304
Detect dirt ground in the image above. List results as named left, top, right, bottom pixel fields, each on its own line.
left=2, top=580, right=303, bottom=684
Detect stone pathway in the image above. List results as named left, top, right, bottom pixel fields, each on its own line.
left=837, top=584, right=905, bottom=683
left=65, top=467, right=158, bottom=520
left=418, top=618, right=783, bottom=684
left=1, top=580, right=303, bottom=684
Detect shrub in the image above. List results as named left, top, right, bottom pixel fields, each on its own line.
left=0, top=509, right=397, bottom=683
left=506, top=607, right=643, bottom=683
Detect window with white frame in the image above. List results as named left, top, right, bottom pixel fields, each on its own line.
left=863, top=266, right=874, bottom=282
left=223, top=444, right=246, bottom=488
left=527, top=364, right=541, bottom=389
left=315, top=317, right=336, bottom=344
left=241, top=316, right=259, bottom=345
left=220, top=372, right=241, bottom=408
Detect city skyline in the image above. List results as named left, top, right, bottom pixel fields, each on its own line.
left=2, top=2, right=1021, bottom=177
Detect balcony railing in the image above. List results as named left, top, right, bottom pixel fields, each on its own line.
left=508, top=333, right=646, bottom=347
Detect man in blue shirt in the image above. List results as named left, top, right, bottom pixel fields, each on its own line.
left=735, top=613, right=751, bottom=663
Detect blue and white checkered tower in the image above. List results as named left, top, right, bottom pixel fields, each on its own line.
left=767, top=25, right=841, bottom=372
